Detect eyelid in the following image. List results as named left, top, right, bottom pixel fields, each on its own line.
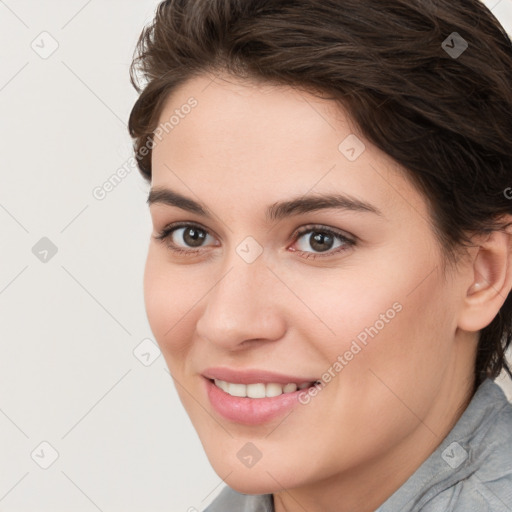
left=291, top=223, right=356, bottom=243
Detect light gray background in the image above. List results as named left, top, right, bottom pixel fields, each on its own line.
left=0, top=1, right=511, bottom=511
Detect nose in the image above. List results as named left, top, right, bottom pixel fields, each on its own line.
left=195, top=253, right=287, bottom=350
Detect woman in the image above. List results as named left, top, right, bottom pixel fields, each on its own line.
left=128, top=0, right=512, bottom=510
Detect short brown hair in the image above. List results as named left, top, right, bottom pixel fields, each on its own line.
left=128, top=0, right=512, bottom=391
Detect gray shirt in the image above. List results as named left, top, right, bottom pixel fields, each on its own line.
left=203, top=377, right=512, bottom=511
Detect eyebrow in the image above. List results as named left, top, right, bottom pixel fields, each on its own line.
left=147, top=187, right=383, bottom=222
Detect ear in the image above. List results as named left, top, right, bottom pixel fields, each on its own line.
left=458, top=218, right=512, bottom=332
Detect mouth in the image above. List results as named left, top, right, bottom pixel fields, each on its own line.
left=209, top=378, right=320, bottom=398
left=203, top=376, right=321, bottom=425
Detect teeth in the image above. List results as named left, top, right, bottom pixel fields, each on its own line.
left=266, top=383, right=283, bottom=397
left=247, top=383, right=266, bottom=398
left=283, top=383, right=298, bottom=393
left=214, top=379, right=311, bottom=398
left=228, top=383, right=246, bottom=397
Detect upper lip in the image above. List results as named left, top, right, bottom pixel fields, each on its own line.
left=202, top=367, right=318, bottom=385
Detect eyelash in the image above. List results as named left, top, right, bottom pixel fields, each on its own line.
left=154, top=222, right=356, bottom=260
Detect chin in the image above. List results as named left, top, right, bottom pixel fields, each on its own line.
left=223, top=474, right=282, bottom=496
left=209, top=456, right=306, bottom=495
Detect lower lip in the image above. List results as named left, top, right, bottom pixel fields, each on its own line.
left=204, top=378, right=308, bottom=425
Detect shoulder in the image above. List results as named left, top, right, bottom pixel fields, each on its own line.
left=423, top=384, right=512, bottom=511
left=421, top=472, right=512, bottom=512
left=376, top=379, right=512, bottom=512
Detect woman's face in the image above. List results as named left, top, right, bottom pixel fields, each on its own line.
left=144, top=72, right=475, bottom=501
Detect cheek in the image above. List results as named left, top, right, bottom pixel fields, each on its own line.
left=293, top=262, right=410, bottom=358
left=313, top=245, right=456, bottom=391
left=143, top=248, right=198, bottom=358
left=341, top=269, right=458, bottom=428
left=302, top=272, right=458, bottom=464
left=368, top=281, right=452, bottom=369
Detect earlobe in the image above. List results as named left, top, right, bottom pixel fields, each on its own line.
left=458, top=226, right=512, bottom=332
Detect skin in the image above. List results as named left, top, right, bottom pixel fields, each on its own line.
left=144, top=71, right=512, bottom=512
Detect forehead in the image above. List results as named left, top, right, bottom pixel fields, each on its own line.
left=150, top=72, right=430, bottom=225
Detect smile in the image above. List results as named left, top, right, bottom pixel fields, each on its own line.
left=213, top=379, right=318, bottom=398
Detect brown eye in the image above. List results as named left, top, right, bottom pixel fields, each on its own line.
left=176, top=226, right=208, bottom=248
left=292, top=225, right=355, bottom=259
left=154, top=223, right=216, bottom=254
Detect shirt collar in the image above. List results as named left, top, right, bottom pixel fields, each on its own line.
left=375, top=378, right=511, bottom=511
